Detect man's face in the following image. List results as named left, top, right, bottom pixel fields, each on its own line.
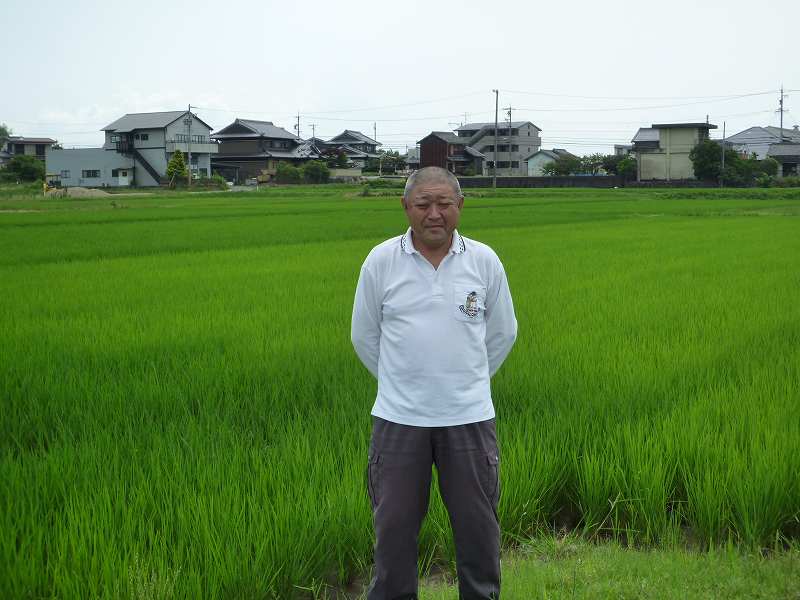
left=403, top=180, right=464, bottom=250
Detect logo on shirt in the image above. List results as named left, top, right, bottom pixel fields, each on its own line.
left=459, top=291, right=480, bottom=318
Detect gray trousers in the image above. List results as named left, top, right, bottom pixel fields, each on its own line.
left=366, top=416, right=501, bottom=600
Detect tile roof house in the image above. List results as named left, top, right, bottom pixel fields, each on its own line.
left=316, top=130, right=381, bottom=168
left=210, top=118, right=321, bottom=183
left=524, top=148, right=577, bottom=176
left=47, top=110, right=217, bottom=187
left=418, top=132, right=486, bottom=175
left=767, top=142, right=800, bottom=177
left=722, top=125, right=800, bottom=160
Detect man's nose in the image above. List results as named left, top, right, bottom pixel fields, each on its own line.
left=428, top=204, right=442, bottom=218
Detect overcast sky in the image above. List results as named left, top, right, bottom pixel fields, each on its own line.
left=2, top=0, right=798, bottom=155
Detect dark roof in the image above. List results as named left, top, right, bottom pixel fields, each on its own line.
left=328, top=129, right=379, bottom=145
left=6, top=136, right=57, bottom=144
left=764, top=126, right=800, bottom=142
left=464, top=146, right=486, bottom=159
left=212, top=118, right=300, bottom=141
left=455, top=121, right=540, bottom=132
left=102, top=111, right=213, bottom=132
left=652, top=122, right=717, bottom=129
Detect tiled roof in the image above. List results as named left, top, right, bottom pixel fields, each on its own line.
left=329, top=129, right=379, bottom=145
left=7, top=136, right=58, bottom=144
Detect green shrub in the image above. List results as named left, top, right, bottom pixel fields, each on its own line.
left=774, top=175, right=800, bottom=187
left=4, top=155, right=45, bottom=182
left=211, top=174, right=228, bottom=189
left=275, top=162, right=302, bottom=184
left=302, top=160, right=330, bottom=184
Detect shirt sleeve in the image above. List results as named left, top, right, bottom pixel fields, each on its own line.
left=484, top=258, right=517, bottom=377
left=351, top=262, right=381, bottom=378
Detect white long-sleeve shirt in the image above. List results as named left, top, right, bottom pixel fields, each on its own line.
left=351, top=228, right=517, bottom=427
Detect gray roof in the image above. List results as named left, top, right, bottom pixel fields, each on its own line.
left=455, top=121, right=540, bottom=132
left=7, top=136, right=57, bottom=144
left=426, top=131, right=465, bottom=144
left=212, top=119, right=300, bottom=141
left=464, top=146, right=486, bottom=159
left=102, top=110, right=212, bottom=132
left=328, top=129, right=379, bottom=146
left=764, top=126, right=800, bottom=142
left=523, top=148, right=577, bottom=162
left=632, top=128, right=659, bottom=143
left=767, top=143, right=800, bottom=158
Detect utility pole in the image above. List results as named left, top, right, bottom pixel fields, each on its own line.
left=310, top=124, right=316, bottom=139
left=778, top=85, right=787, bottom=140
left=492, top=89, right=498, bottom=190
left=295, top=112, right=301, bottom=139
left=185, top=104, right=193, bottom=188
left=503, top=106, right=514, bottom=175
left=373, top=122, right=377, bottom=144
left=720, top=121, right=726, bottom=188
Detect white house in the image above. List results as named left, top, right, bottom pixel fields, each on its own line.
left=524, top=148, right=577, bottom=176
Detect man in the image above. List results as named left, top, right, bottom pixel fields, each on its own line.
left=351, top=166, right=517, bottom=600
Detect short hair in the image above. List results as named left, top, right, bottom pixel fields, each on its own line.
left=403, top=166, right=463, bottom=202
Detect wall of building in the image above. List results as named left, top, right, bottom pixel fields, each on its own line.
left=468, top=123, right=541, bottom=176
left=47, top=148, right=134, bottom=187
left=526, top=153, right=557, bottom=176
left=420, top=137, right=448, bottom=169
left=637, top=128, right=701, bottom=181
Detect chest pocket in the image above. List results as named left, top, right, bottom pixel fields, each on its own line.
left=453, top=283, right=486, bottom=323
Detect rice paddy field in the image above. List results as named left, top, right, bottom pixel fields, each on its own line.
left=1, top=183, right=799, bottom=598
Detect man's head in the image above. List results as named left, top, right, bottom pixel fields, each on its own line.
left=402, top=167, right=464, bottom=251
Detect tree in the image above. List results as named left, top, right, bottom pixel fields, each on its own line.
left=617, top=157, right=637, bottom=181
left=5, top=155, right=45, bottom=181
left=166, top=150, right=188, bottom=185
left=541, top=156, right=581, bottom=176
left=581, top=153, right=606, bottom=175
left=760, top=157, right=779, bottom=177
left=302, top=160, right=330, bottom=183
left=601, top=154, right=624, bottom=175
left=0, top=123, right=11, bottom=144
left=275, top=161, right=302, bottom=183
left=335, top=151, right=349, bottom=168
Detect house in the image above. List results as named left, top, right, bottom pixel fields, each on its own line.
left=1, top=136, right=58, bottom=165
left=418, top=132, right=486, bottom=175
left=614, top=144, right=633, bottom=156
left=47, top=110, right=218, bottom=187
left=211, top=118, right=321, bottom=183
left=317, top=130, right=381, bottom=168
left=453, top=121, right=541, bottom=176
left=524, top=148, right=577, bottom=176
left=631, top=122, right=717, bottom=181
left=722, top=125, right=800, bottom=160
left=405, top=147, right=420, bottom=171
left=767, top=143, right=800, bottom=177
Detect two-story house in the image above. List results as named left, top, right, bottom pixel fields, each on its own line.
left=631, top=122, right=717, bottom=181
left=453, top=121, right=541, bottom=176
left=1, top=136, right=58, bottom=167
left=318, top=130, right=381, bottom=167
left=47, top=110, right=218, bottom=187
left=418, top=132, right=486, bottom=175
left=210, top=118, right=321, bottom=183
left=723, top=125, right=800, bottom=178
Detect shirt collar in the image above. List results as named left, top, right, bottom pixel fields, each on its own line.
left=401, top=228, right=465, bottom=255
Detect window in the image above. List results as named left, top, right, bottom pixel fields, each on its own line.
left=511, top=161, right=520, bottom=168
left=14, top=144, right=24, bottom=154
left=60, top=170, right=70, bottom=178
left=111, top=135, right=120, bottom=143
left=497, top=145, right=509, bottom=152
left=511, top=129, right=519, bottom=136
left=483, top=145, right=494, bottom=152
left=81, top=169, right=100, bottom=178
left=112, top=169, right=118, bottom=177
left=122, top=171, right=127, bottom=177
left=487, top=160, right=495, bottom=168
left=134, top=134, right=140, bottom=140
left=36, top=144, right=46, bottom=157
left=497, top=161, right=510, bottom=168
left=140, top=134, right=149, bottom=141
left=511, top=145, right=519, bottom=152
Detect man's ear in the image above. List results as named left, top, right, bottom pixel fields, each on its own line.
left=400, top=196, right=407, bottom=210
left=458, top=195, right=465, bottom=210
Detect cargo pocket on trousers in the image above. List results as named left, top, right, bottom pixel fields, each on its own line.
left=367, top=453, right=381, bottom=510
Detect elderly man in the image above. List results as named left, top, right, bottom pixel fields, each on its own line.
left=351, top=166, right=517, bottom=600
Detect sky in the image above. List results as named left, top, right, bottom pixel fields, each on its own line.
left=2, top=0, right=798, bottom=156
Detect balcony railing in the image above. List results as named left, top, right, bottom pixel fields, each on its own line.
left=166, top=138, right=219, bottom=154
